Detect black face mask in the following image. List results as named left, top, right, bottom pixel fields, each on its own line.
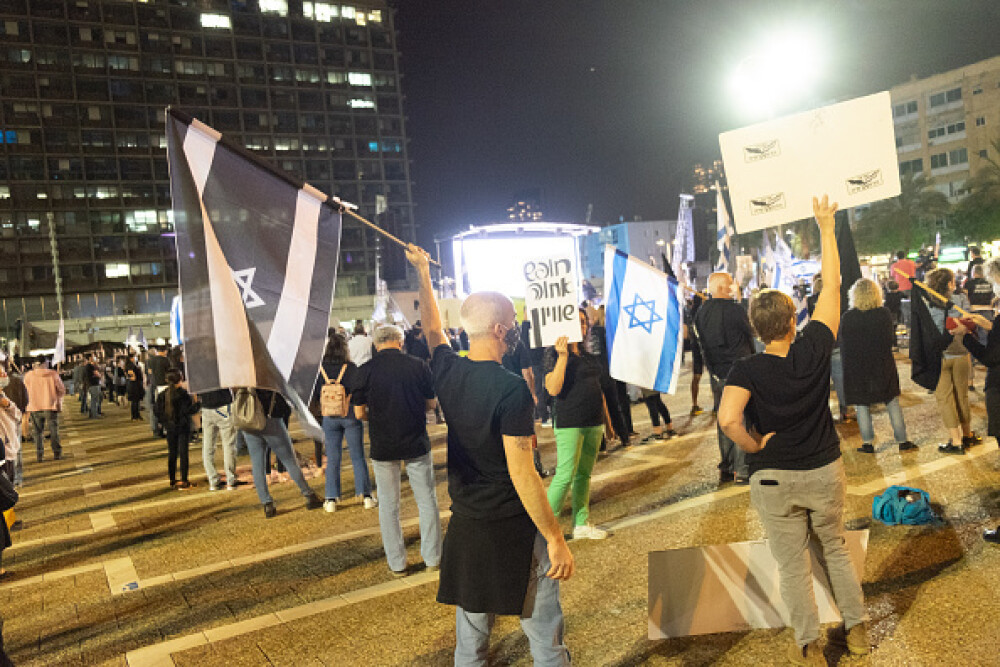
left=503, top=323, right=521, bottom=353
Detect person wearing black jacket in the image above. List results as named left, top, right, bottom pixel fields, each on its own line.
left=694, top=272, right=755, bottom=483
left=154, top=370, right=201, bottom=489
left=960, top=255, right=1000, bottom=544
left=238, top=389, right=323, bottom=518
left=125, top=355, right=145, bottom=420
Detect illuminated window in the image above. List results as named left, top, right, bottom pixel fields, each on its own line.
left=200, top=13, right=231, bottom=29
left=341, top=6, right=355, bottom=20
left=348, top=97, right=375, bottom=109
left=105, top=263, right=130, bottom=278
left=126, top=210, right=157, bottom=232
left=348, top=71, right=371, bottom=86
left=368, top=10, right=382, bottom=23
left=259, top=0, right=288, bottom=16
left=0, top=186, right=8, bottom=200
left=306, top=2, right=338, bottom=21
left=327, top=71, right=346, bottom=85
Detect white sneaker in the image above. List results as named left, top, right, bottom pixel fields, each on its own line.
left=323, top=500, right=337, bottom=513
left=572, top=524, right=608, bottom=540
left=363, top=496, right=378, bottom=510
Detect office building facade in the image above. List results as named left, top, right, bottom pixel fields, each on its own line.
left=0, top=0, right=415, bottom=337
left=891, top=54, right=1000, bottom=201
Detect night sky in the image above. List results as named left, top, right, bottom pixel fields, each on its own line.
left=392, top=0, right=1000, bottom=246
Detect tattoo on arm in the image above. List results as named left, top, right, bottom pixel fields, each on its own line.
left=510, top=435, right=533, bottom=452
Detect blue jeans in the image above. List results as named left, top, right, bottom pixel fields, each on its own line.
left=30, top=410, right=61, bottom=459
left=88, top=386, right=103, bottom=418
left=455, top=532, right=570, bottom=666
left=855, top=398, right=908, bottom=445
left=711, top=375, right=747, bottom=477
left=831, top=348, right=846, bottom=415
left=371, top=451, right=442, bottom=572
left=322, top=416, right=372, bottom=500
left=241, top=417, right=314, bottom=505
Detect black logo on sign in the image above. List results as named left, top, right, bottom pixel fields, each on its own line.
left=743, top=139, right=781, bottom=162
left=846, top=169, right=884, bottom=195
left=749, top=193, right=786, bottom=216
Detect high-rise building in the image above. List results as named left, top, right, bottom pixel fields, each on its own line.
left=507, top=187, right=544, bottom=222
left=0, top=0, right=415, bottom=335
left=890, top=54, right=1000, bottom=201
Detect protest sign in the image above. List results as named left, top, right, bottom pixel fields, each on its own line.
left=523, top=255, right=581, bottom=348
left=720, top=91, right=900, bottom=233
left=648, top=530, right=868, bottom=639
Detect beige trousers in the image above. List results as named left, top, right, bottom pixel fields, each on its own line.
left=935, top=355, right=971, bottom=429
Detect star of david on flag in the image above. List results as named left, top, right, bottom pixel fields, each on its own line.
left=604, top=246, right=685, bottom=394
left=623, top=294, right=663, bottom=333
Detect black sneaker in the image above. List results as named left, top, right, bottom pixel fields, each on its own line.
left=719, top=471, right=735, bottom=484
left=856, top=443, right=875, bottom=454
left=898, top=441, right=918, bottom=452
left=938, top=443, right=965, bottom=454
left=962, top=433, right=983, bottom=448
left=263, top=502, right=277, bottom=518
left=305, top=493, right=324, bottom=510
left=984, top=527, right=1000, bottom=544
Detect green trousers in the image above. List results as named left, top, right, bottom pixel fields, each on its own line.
left=546, top=425, right=604, bottom=527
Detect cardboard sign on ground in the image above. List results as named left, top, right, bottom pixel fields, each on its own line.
left=648, top=530, right=868, bottom=639
left=720, top=92, right=900, bottom=233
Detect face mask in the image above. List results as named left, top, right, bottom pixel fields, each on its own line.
left=502, top=323, right=521, bottom=353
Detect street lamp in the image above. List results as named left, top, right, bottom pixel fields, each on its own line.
left=727, top=28, right=825, bottom=120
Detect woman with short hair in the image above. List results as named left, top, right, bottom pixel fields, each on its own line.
left=841, top=278, right=915, bottom=454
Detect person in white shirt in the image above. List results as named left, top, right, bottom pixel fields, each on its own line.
left=348, top=321, right=374, bottom=366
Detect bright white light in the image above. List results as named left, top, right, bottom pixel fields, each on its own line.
left=453, top=236, right=578, bottom=298
left=200, top=13, right=231, bottom=29
left=728, top=29, right=824, bottom=118
left=347, top=72, right=371, bottom=86
left=348, top=98, right=375, bottom=109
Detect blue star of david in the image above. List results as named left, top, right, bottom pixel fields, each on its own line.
left=622, top=293, right=662, bottom=333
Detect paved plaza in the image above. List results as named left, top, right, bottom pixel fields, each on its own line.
left=3, top=358, right=1000, bottom=666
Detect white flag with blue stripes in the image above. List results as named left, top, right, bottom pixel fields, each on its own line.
left=715, top=184, right=734, bottom=273
left=604, top=246, right=685, bottom=394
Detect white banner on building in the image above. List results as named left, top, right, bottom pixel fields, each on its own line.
left=720, top=91, right=901, bottom=233
left=523, top=255, right=581, bottom=348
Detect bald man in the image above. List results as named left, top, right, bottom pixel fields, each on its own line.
left=694, top=272, right=755, bottom=484
left=407, top=244, right=574, bottom=666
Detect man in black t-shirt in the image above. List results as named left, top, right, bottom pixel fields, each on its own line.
left=694, top=272, right=755, bottom=483
left=718, top=196, right=868, bottom=665
left=352, top=324, right=441, bottom=576
left=407, top=244, right=573, bottom=665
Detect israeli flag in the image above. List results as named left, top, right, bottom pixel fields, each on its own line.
left=170, top=295, right=184, bottom=346
left=714, top=183, right=734, bottom=273
left=604, top=246, right=685, bottom=394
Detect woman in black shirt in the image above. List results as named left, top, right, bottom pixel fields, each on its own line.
left=544, top=309, right=613, bottom=540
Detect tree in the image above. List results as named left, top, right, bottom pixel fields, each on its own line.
left=951, top=137, right=1000, bottom=244
left=853, top=173, right=951, bottom=254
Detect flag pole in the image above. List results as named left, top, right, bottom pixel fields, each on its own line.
left=332, top=197, right=441, bottom=268
left=893, top=267, right=972, bottom=318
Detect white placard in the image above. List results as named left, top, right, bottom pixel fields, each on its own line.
left=720, top=92, right=901, bottom=233
left=648, top=530, right=868, bottom=639
left=523, top=255, right=581, bottom=348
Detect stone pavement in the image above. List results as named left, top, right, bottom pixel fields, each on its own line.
left=3, top=358, right=999, bottom=666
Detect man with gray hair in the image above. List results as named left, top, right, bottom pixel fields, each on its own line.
left=352, top=323, right=441, bottom=576
left=694, top=271, right=754, bottom=484
left=406, top=244, right=574, bottom=664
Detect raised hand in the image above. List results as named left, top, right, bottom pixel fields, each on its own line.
left=812, top=194, right=839, bottom=232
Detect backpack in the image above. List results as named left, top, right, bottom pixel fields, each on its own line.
left=872, top=485, right=937, bottom=526
left=232, top=388, right=273, bottom=434
left=319, top=365, right=350, bottom=418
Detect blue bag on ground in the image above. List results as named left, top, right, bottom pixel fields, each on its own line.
left=872, top=485, right=936, bottom=525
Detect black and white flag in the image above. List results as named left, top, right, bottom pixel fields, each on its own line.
left=165, top=109, right=341, bottom=435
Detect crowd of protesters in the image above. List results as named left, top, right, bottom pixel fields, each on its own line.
left=4, top=199, right=1000, bottom=665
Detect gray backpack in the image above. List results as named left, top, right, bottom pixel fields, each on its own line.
left=232, top=388, right=271, bottom=433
